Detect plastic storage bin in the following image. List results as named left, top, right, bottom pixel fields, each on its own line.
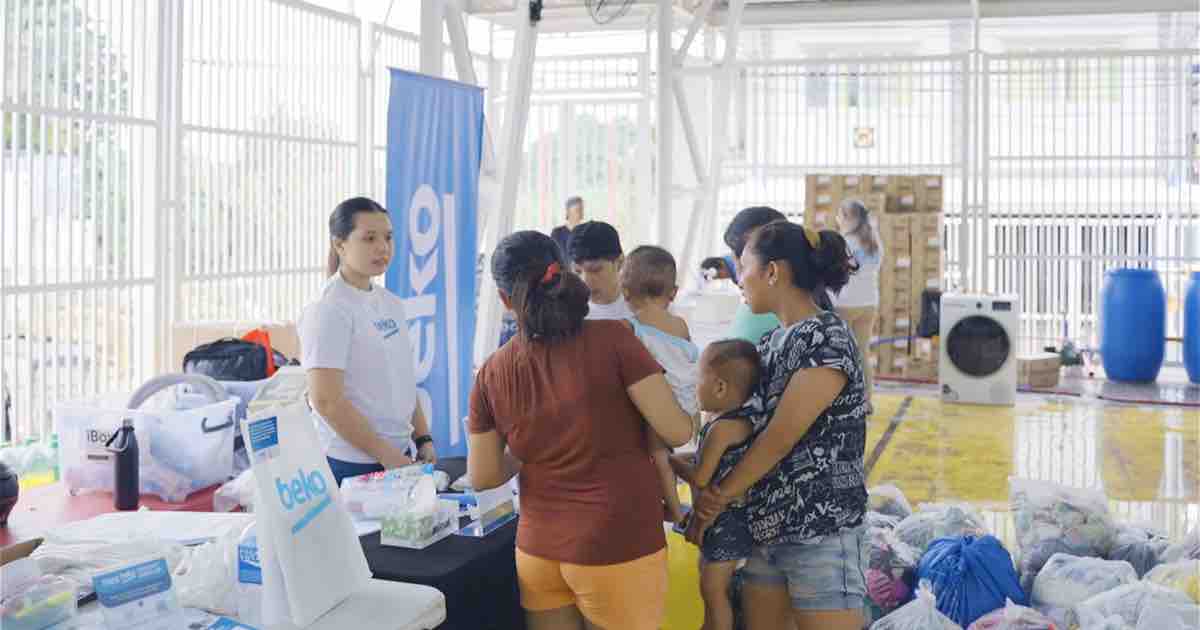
left=0, top=575, right=78, bottom=630
left=55, top=374, right=238, bottom=502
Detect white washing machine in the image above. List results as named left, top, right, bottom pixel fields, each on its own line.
left=939, top=293, right=1020, bottom=405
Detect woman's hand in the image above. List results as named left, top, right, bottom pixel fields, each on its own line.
left=685, top=513, right=712, bottom=546
left=379, top=449, right=414, bottom=469
left=693, top=484, right=734, bottom=521
left=417, top=442, right=438, bottom=465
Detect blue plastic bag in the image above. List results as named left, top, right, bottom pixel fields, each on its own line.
left=917, top=535, right=1028, bottom=628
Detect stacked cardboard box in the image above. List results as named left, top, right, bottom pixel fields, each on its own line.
left=803, top=174, right=945, bottom=380
left=1019, top=353, right=1062, bottom=389
left=876, top=214, right=913, bottom=378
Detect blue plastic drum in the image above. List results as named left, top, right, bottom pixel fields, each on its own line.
left=1100, top=268, right=1165, bottom=383
left=1185, top=272, right=1200, bottom=384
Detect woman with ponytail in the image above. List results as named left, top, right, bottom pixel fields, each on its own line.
left=467, top=231, right=694, bottom=630
left=688, top=221, right=871, bottom=630
left=299, top=197, right=436, bottom=485
left=833, top=199, right=884, bottom=406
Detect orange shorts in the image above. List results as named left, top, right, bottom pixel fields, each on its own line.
left=516, top=547, right=669, bottom=630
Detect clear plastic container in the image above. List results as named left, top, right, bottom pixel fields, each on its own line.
left=0, top=575, right=78, bottom=630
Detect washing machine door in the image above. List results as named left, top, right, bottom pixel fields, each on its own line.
left=945, top=315, right=1011, bottom=377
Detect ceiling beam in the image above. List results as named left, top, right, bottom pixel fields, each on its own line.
left=709, top=0, right=1200, bottom=25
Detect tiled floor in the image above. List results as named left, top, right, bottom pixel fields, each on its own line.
left=865, top=390, right=1200, bottom=547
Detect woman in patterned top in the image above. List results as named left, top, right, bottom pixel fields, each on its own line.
left=688, top=220, right=870, bottom=630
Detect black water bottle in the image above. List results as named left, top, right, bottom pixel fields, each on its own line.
left=105, top=419, right=139, bottom=510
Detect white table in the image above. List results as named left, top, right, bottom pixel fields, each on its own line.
left=77, top=580, right=446, bottom=630
left=51, top=512, right=446, bottom=630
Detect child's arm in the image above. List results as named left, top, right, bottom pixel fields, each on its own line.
left=669, top=453, right=698, bottom=484
left=690, top=419, right=753, bottom=489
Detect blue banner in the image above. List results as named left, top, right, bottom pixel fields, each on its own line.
left=385, top=69, right=483, bottom=458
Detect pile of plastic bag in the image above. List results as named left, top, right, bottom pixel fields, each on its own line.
left=915, top=535, right=1027, bottom=628
left=1028, top=553, right=1137, bottom=628
left=1144, top=560, right=1200, bottom=604
left=1010, top=478, right=1115, bottom=592
left=1073, top=581, right=1199, bottom=629
left=865, top=525, right=921, bottom=618
left=869, top=485, right=914, bottom=520
left=866, top=511, right=903, bottom=530
left=895, top=503, right=989, bottom=553
left=870, top=580, right=963, bottom=630
left=1107, top=524, right=1170, bottom=578
left=1162, top=528, right=1200, bottom=564
left=966, top=599, right=1056, bottom=630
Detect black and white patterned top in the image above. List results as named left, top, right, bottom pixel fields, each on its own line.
left=742, top=310, right=869, bottom=546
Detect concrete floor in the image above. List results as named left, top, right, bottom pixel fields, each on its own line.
left=865, top=387, right=1200, bottom=546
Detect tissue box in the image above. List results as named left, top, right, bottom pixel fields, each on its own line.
left=381, top=499, right=460, bottom=550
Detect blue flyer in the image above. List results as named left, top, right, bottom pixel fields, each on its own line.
left=92, top=557, right=184, bottom=630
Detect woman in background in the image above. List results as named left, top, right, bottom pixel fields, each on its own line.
left=833, top=199, right=883, bottom=408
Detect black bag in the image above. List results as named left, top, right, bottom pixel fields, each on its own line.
left=916, top=289, right=942, bottom=338
left=182, top=338, right=288, bottom=381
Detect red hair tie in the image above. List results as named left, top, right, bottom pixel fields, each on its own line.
left=540, top=262, right=561, bottom=285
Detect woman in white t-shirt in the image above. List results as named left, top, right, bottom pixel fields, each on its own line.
left=299, top=197, right=436, bottom=485
left=833, top=199, right=884, bottom=407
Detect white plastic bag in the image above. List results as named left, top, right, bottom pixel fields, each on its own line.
left=894, top=503, right=988, bottom=553
left=1163, top=528, right=1200, bottom=564
left=871, top=581, right=963, bottom=630
left=1144, top=560, right=1200, bottom=603
left=214, top=469, right=256, bottom=513
left=1074, top=581, right=1197, bottom=629
left=1108, top=524, right=1170, bottom=577
left=869, top=484, right=914, bottom=520
left=242, top=402, right=371, bottom=628
left=1010, top=478, right=1115, bottom=592
left=1030, top=553, right=1137, bottom=628
left=1134, top=602, right=1198, bottom=630
left=31, top=535, right=186, bottom=599
left=377, top=468, right=459, bottom=549
left=966, top=599, right=1055, bottom=630
left=341, top=465, right=435, bottom=520
left=173, top=531, right=239, bottom=615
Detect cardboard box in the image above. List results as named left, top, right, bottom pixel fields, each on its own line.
left=866, top=175, right=890, bottom=192
left=887, top=190, right=918, bottom=214
left=904, top=358, right=938, bottom=381
left=879, top=215, right=912, bottom=250
left=913, top=214, right=941, bottom=241
left=916, top=175, right=944, bottom=212
left=1019, top=353, right=1062, bottom=376
left=1022, top=370, right=1060, bottom=389
left=843, top=174, right=865, bottom=193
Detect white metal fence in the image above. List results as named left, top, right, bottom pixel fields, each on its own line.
left=720, top=49, right=1199, bottom=357
left=2, top=2, right=1198, bottom=442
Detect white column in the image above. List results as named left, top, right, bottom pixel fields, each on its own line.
left=678, top=0, right=745, bottom=289
left=420, top=0, right=444, bottom=77
left=655, top=0, right=674, bottom=250
left=474, top=2, right=538, bottom=365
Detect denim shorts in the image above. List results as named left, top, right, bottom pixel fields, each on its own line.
left=741, top=526, right=868, bottom=611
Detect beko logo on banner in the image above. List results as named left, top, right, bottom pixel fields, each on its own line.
left=403, top=184, right=463, bottom=447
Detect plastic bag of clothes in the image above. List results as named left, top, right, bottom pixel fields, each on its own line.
left=895, top=503, right=988, bottom=553
left=1107, top=524, right=1170, bottom=578
left=869, top=485, right=914, bottom=520
left=1010, top=478, right=1115, bottom=592
left=865, top=526, right=922, bottom=614
left=1134, top=600, right=1199, bottom=630
left=916, top=535, right=1027, bottom=628
left=870, top=580, right=963, bottom=630
left=1144, top=560, right=1200, bottom=603
left=866, top=511, right=903, bottom=530
left=966, top=599, right=1057, bottom=630
left=1029, top=553, right=1137, bottom=628
left=1162, top=528, right=1200, bottom=564
left=1073, top=581, right=1197, bottom=629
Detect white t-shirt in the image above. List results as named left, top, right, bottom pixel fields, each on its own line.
left=298, top=273, right=418, bottom=464
left=834, top=230, right=884, bottom=308
left=585, top=295, right=634, bottom=321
